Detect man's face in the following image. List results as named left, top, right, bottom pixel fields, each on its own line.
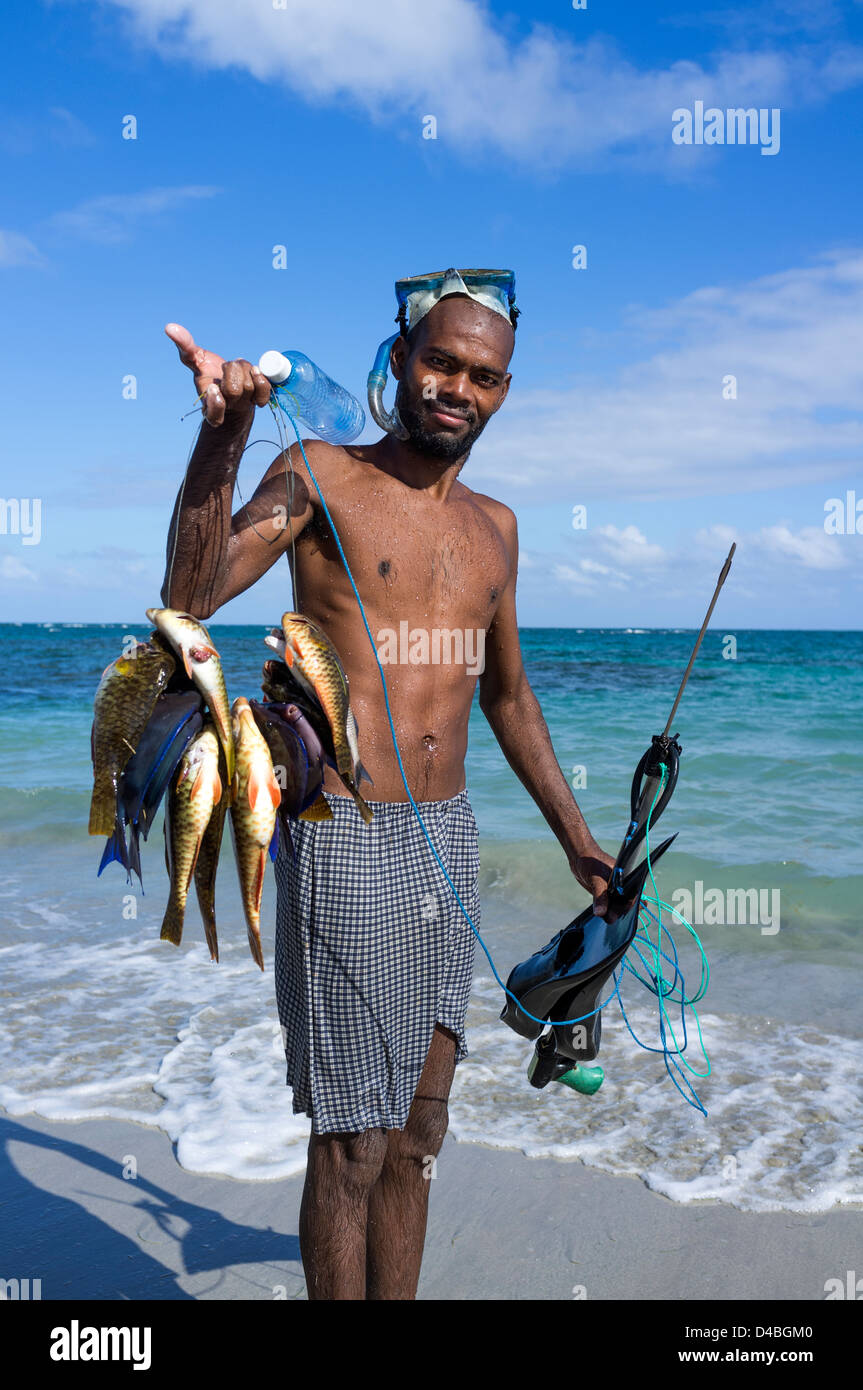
left=389, top=296, right=513, bottom=461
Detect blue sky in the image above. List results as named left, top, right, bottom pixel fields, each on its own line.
left=1, top=0, right=862, bottom=625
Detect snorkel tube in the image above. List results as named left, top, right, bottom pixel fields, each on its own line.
left=367, top=333, right=409, bottom=439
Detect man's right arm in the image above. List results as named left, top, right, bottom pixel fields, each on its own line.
left=160, top=324, right=315, bottom=619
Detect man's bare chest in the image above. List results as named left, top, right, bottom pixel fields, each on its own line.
left=301, top=484, right=511, bottom=625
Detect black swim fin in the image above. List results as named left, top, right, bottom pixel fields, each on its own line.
left=500, top=834, right=677, bottom=1054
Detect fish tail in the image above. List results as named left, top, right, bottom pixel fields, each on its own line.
left=128, top=825, right=143, bottom=889
left=351, top=788, right=374, bottom=826
left=247, top=922, right=264, bottom=972
left=242, top=848, right=266, bottom=970
left=299, top=792, right=333, bottom=822
left=160, top=890, right=185, bottom=946
left=199, top=897, right=219, bottom=963
left=193, top=864, right=219, bottom=962
left=97, top=818, right=129, bottom=877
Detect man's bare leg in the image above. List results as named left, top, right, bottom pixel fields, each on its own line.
left=366, top=1024, right=457, bottom=1300
left=299, top=1127, right=388, bottom=1300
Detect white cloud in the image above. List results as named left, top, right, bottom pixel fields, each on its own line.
left=553, top=558, right=630, bottom=590
left=596, top=525, right=667, bottom=566
left=46, top=186, right=221, bottom=244
left=102, top=0, right=863, bottom=168
left=0, top=555, right=38, bottom=581
left=470, top=250, right=863, bottom=499
left=758, top=523, right=847, bottom=569
left=0, top=229, right=45, bottom=269
left=528, top=519, right=855, bottom=608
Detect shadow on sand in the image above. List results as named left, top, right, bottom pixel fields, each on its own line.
left=0, top=1114, right=303, bottom=1300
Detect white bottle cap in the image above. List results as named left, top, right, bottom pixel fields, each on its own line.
left=258, top=350, right=292, bottom=385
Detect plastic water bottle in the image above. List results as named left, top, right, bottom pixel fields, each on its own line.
left=258, top=349, right=365, bottom=445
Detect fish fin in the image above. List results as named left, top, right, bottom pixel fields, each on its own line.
left=357, top=761, right=374, bottom=787
left=128, top=825, right=143, bottom=889
left=247, top=923, right=265, bottom=972
left=299, top=793, right=333, bottom=822
left=180, top=649, right=194, bottom=680
left=189, top=764, right=220, bottom=803
left=97, top=820, right=129, bottom=877
left=268, top=818, right=280, bottom=862
left=247, top=766, right=281, bottom=813
left=160, top=893, right=184, bottom=946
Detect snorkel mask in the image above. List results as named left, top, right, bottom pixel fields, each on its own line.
left=367, top=267, right=518, bottom=439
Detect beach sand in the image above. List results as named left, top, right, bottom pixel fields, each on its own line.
left=2, top=1107, right=859, bottom=1301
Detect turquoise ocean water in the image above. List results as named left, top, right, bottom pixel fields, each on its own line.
left=0, top=623, right=861, bottom=1211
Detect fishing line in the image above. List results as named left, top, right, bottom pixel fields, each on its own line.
left=275, top=410, right=710, bottom=1088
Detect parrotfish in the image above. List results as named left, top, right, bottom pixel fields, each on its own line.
left=161, top=724, right=224, bottom=948
left=229, top=698, right=281, bottom=970
left=193, top=758, right=229, bottom=963
left=146, top=607, right=235, bottom=784
left=249, top=699, right=330, bottom=839
left=98, top=689, right=204, bottom=884
left=272, top=613, right=373, bottom=825
left=89, top=640, right=176, bottom=837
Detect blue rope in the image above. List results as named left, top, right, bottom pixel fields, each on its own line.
left=275, top=408, right=709, bottom=1103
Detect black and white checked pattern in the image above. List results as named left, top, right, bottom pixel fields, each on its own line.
left=273, top=788, right=480, bottom=1134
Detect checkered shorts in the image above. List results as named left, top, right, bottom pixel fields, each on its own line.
left=273, top=788, right=480, bottom=1134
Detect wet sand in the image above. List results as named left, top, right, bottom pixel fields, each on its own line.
left=2, top=1108, right=859, bottom=1301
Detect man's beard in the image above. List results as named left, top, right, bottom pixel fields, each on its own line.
left=394, top=381, right=488, bottom=461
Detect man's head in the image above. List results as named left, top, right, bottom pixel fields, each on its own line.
left=388, top=295, right=514, bottom=462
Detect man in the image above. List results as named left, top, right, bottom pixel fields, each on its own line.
left=161, top=268, right=615, bottom=1300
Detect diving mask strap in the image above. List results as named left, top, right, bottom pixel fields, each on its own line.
left=367, top=333, right=409, bottom=440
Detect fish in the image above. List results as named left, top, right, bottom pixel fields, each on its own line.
left=145, top=607, right=235, bottom=784
left=229, top=698, right=282, bottom=970
left=89, top=640, right=176, bottom=837
left=193, top=760, right=229, bottom=963
left=261, top=657, right=338, bottom=769
left=161, top=724, right=223, bottom=948
left=276, top=613, right=373, bottom=825
left=248, top=699, right=332, bottom=854
left=98, top=690, right=204, bottom=884
left=249, top=700, right=314, bottom=812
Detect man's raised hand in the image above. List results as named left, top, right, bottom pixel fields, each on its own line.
left=165, top=323, right=272, bottom=427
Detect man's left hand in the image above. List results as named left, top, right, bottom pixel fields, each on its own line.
left=567, top=840, right=617, bottom=917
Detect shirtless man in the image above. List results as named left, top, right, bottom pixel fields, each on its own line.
left=161, top=273, right=615, bottom=1300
